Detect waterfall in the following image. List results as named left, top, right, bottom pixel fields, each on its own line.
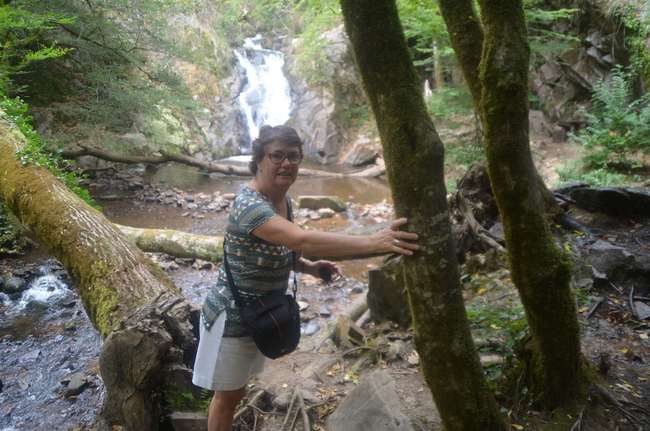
left=234, top=35, right=293, bottom=149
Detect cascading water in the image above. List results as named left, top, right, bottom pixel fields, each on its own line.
left=234, top=35, right=293, bottom=149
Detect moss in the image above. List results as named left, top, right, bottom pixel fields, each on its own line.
left=84, top=261, right=121, bottom=338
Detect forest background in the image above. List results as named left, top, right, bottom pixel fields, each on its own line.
left=2, top=0, right=650, bottom=203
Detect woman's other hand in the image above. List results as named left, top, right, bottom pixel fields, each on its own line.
left=371, top=217, right=419, bottom=256
left=302, top=259, right=342, bottom=282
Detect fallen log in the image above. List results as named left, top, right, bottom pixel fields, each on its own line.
left=115, top=222, right=392, bottom=262
left=0, top=118, right=196, bottom=431
left=116, top=224, right=224, bottom=261
left=62, top=145, right=386, bottom=178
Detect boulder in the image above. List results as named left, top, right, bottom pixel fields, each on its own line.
left=327, top=370, right=414, bottom=431
left=585, top=241, right=634, bottom=280
left=285, top=25, right=364, bottom=164
left=341, top=135, right=380, bottom=166
left=63, top=373, right=89, bottom=398
left=2, top=276, right=26, bottom=294
left=167, top=411, right=208, bottom=431
left=367, top=256, right=411, bottom=328
left=568, top=187, right=650, bottom=217
left=297, top=196, right=347, bottom=212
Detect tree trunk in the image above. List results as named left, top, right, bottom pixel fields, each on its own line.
left=0, top=118, right=197, bottom=430
left=340, top=1, right=507, bottom=430
left=475, top=0, right=583, bottom=408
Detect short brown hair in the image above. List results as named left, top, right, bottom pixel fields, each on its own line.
left=249, top=125, right=304, bottom=175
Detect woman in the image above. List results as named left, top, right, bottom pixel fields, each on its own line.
left=192, top=125, right=419, bottom=431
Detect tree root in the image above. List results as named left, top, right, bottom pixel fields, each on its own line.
left=594, top=384, right=650, bottom=428
left=569, top=409, right=583, bottom=431
left=281, top=389, right=310, bottom=431
left=233, top=389, right=266, bottom=425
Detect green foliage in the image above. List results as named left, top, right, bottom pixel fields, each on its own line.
left=290, top=0, right=341, bottom=86
left=606, top=1, right=650, bottom=89
left=0, top=201, right=26, bottom=252
left=465, top=299, right=529, bottom=381
left=524, top=0, right=579, bottom=57
left=162, top=383, right=211, bottom=412
left=569, top=65, right=650, bottom=170
left=426, top=84, right=475, bottom=121
left=0, top=2, right=75, bottom=77
left=0, top=87, right=97, bottom=207
left=397, top=0, right=454, bottom=69
left=555, top=160, right=633, bottom=187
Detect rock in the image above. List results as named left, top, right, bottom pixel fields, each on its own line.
left=585, top=241, right=634, bottom=279
left=2, top=276, right=26, bottom=294
left=341, top=135, right=380, bottom=166
left=286, top=24, right=359, bottom=164
left=367, top=256, right=411, bottom=328
left=25, top=300, right=49, bottom=310
left=63, top=373, right=88, bottom=398
left=407, top=353, right=420, bottom=366
left=317, top=208, right=335, bottom=218
left=298, top=196, right=347, bottom=212
left=488, top=222, right=504, bottom=240
left=20, top=349, right=41, bottom=362
left=386, top=339, right=408, bottom=361
left=327, top=370, right=414, bottom=431
left=303, top=323, right=319, bottom=336
left=568, top=187, right=650, bottom=217
left=480, top=355, right=506, bottom=366
left=334, top=314, right=366, bottom=347
left=319, top=305, right=331, bottom=317
left=634, top=301, right=650, bottom=320
left=167, top=411, right=208, bottom=431
left=272, top=389, right=321, bottom=410
left=552, top=125, right=566, bottom=142
left=529, top=110, right=552, bottom=138
left=223, top=193, right=236, bottom=200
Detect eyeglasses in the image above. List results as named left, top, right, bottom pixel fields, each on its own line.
left=266, top=153, right=303, bottom=165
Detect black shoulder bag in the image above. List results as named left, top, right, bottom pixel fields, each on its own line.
left=222, top=204, right=301, bottom=359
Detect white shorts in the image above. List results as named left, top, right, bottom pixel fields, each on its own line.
left=192, top=312, right=266, bottom=391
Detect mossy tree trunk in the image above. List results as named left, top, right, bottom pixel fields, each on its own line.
left=340, top=1, right=507, bottom=430
left=0, top=117, right=197, bottom=430
left=441, top=0, right=584, bottom=408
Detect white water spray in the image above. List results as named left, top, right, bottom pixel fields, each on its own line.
left=234, top=35, right=293, bottom=146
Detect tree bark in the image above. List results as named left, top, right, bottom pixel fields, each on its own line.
left=0, top=118, right=197, bottom=430
left=62, top=145, right=387, bottom=177
left=340, top=1, right=507, bottom=430
left=475, top=0, right=583, bottom=408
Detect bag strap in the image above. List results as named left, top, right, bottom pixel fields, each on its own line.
left=223, top=195, right=297, bottom=308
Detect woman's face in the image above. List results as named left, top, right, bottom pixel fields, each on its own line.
left=256, top=141, right=301, bottom=190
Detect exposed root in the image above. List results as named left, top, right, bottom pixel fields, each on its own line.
left=233, top=389, right=266, bottom=424
left=281, top=388, right=310, bottom=431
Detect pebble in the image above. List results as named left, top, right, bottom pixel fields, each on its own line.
left=303, top=323, right=320, bottom=336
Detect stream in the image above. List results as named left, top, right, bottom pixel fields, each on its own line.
left=0, top=164, right=394, bottom=431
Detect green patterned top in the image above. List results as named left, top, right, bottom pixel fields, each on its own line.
left=201, top=187, right=300, bottom=337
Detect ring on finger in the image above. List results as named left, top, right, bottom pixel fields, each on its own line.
left=393, top=239, right=400, bottom=245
